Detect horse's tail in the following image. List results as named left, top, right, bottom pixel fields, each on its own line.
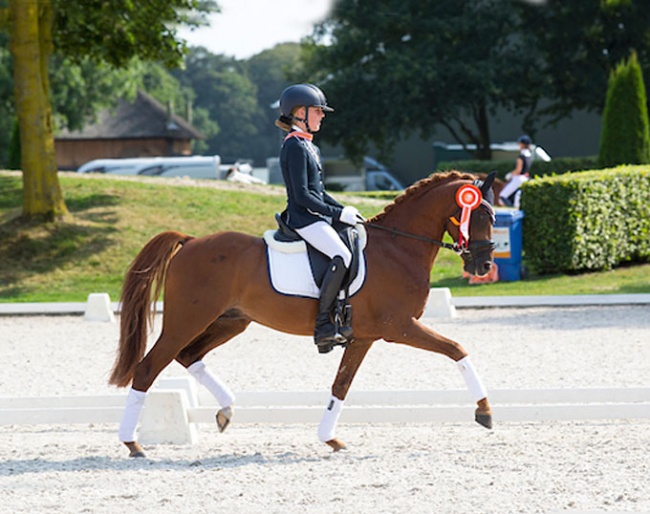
left=109, top=231, right=194, bottom=388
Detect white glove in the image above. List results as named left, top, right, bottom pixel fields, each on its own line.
left=339, top=206, right=365, bottom=226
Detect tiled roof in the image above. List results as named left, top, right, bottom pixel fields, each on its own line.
left=56, top=90, right=204, bottom=140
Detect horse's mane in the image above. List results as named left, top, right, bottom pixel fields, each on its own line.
left=370, top=170, right=475, bottom=222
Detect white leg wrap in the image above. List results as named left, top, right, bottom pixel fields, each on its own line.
left=118, top=388, right=147, bottom=442
left=187, top=360, right=235, bottom=407
left=318, top=395, right=344, bottom=442
left=457, top=356, right=488, bottom=403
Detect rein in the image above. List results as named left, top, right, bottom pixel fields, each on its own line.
left=365, top=223, right=460, bottom=252
left=364, top=199, right=496, bottom=255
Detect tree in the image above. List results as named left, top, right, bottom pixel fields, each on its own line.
left=599, top=52, right=650, bottom=167
left=300, top=0, right=544, bottom=162
left=5, top=0, right=217, bottom=221
left=9, top=0, right=66, bottom=219
left=519, top=0, right=650, bottom=123
left=174, top=48, right=259, bottom=162
left=245, top=43, right=302, bottom=165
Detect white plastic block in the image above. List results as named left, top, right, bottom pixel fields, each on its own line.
left=139, top=389, right=198, bottom=445
left=84, top=293, right=116, bottom=322
left=424, top=288, right=457, bottom=319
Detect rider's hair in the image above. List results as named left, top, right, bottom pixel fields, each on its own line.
left=275, top=106, right=301, bottom=132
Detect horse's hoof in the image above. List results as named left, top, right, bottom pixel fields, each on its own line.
left=124, top=441, right=146, bottom=458
left=216, top=405, right=233, bottom=432
left=475, top=411, right=493, bottom=430
left=325, top=438, right=347, bottom=452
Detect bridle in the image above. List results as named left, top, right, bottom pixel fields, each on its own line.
left=365, top=199, right=495, bottom=259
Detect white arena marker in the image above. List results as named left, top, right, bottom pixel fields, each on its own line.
left=84, top=293, right=116, bottom=322
left=425, top=287, right=457, bottom=319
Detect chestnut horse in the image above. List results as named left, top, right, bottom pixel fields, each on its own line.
left=110, top=171, right=496, bottom=458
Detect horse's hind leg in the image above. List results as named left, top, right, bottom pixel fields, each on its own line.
left=176, top=310, right=251, bottom=432
left=318, top=339, right=374, bottom=451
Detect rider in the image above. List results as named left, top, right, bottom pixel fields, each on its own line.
left=275, top=83, right=365, bottom=353
left=499, top=134, right=533, bottom=208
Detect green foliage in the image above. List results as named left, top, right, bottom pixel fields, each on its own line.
left=519, top=0, right=650, bottom=123
left=0, top=43, right=12, bottom=165
left=521, top=166, right=650, bottom=274
left=6, top=119, right=19, bottom=169
left=52, top=0, right=218, bottom=69
left=300, top=0, right=544, bottom=162
left=437, top=156, right=600, bottom=180
left=598, top=52, right=650, bottom=168
left=171, top=44, right=301, bottom=164
left=244, top=43, right=302, bottom=164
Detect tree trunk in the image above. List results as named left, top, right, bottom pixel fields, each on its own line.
left=9, top=0, right=68, bottom=220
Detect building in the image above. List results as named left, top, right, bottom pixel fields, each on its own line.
left=55, top=91, right=204, bottom=171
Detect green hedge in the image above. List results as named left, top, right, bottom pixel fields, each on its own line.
left=521, top=166, right=650, bottom=274
left=437, top=155, right=599, bottom=180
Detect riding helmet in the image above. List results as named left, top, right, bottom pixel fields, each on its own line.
left=279, top=84, right=334, bottom=117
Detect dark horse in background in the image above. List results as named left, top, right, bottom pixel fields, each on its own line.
left=110, top=171, right=497, bottom=458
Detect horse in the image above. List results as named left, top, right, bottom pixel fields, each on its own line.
left=109, top=171, right=497, bottom=458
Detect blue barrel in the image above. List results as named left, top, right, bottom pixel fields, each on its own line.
left=493, top=209, right=525, bottom=281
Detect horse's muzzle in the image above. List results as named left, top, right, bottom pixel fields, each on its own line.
left=460, top=240, right=495, bottom=277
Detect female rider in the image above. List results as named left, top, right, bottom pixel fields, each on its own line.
left=275, top=83, right=364, bottom=353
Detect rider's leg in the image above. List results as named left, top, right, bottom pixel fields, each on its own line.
left=499, top=175, right=527, bottom=206
left=296, top=222, right=352, bottom=352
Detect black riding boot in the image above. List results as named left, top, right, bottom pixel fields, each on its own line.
left=314, top=256, right=348, bottom=353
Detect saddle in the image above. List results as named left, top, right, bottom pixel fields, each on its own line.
left=273, top=212, right=362, bottom=289
left=263, top=213, right=367, bottom=345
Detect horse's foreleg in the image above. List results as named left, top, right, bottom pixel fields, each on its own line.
left=319, top=339, right=374, bottom=451
left=391, top=318, right=492, bottom=429
left=457, top=355, right=492, bottom=428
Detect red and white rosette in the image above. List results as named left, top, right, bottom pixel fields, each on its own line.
left=455, top=184, right=482, bottom=246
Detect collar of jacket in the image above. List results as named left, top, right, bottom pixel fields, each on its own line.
left=284, top=130, right=313, bottom=142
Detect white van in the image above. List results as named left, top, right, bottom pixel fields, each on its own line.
left=77, top=156, right=221, bottom=180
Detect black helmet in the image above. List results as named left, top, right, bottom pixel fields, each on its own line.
left=518, top=134, right=532, bottom=145
left=279, top=83, right=334, bottom=117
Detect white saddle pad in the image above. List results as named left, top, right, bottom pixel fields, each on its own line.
left=263, top=229, right=367, bottom=299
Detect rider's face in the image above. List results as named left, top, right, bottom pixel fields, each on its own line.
left=308, top=107, right=325, bottom=132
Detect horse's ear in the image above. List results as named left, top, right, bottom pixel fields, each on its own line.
left=481, top=171, right=497, bottom=195
left=472, top=171, right=496, bottom=205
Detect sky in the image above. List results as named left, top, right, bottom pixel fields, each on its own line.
left=177, top=0, right=335, bottom=60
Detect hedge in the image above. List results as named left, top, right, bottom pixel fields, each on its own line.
left=437, top=155, right=599, bottom=180
left=520, top=166, right=650, bottom=274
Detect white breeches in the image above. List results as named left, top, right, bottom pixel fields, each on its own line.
left=296, top=221, right=352, bottom=268
left=500, top=174, right=528, bottom=201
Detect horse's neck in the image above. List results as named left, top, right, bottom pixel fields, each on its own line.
left=372, top=187, right=452, bottom=267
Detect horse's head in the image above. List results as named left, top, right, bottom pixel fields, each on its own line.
left=447, top=172, right=496, bottom=277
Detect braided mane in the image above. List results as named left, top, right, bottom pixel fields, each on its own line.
left=370, top=170, right=475, bottom=222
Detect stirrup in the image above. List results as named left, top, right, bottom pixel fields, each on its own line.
left=335, top=300, right=354, bottom=344
left=314, top=322, right=347, bottom=354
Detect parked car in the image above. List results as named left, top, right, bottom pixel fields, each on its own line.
left=76, top=155, right=221, bottom=180
left=322, top=156, right=405, bottom=192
